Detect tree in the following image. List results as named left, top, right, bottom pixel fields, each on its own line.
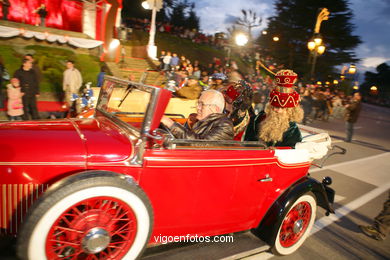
left=360, top=63, right=390, bottom=105
left=258, top=0, right=362, bottom=80
left=170, top=0, right=188, bottom=28
left=121, top=0, right=149, bottom=20
left=235, top=9, right=262, bottom=43
left=185, top=3, right=200, bottom=30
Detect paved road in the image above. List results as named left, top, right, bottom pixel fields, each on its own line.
left=1, top=103, right=389, bottom=259
left=141, top=103, right=390, bottom=259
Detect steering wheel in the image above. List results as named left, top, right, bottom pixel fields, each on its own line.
left=157, top=123, right=175, bottom=140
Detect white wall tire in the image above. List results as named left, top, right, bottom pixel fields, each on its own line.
left=17, top=174, right=153, bottom=260
left=272, top=193, right=316, bottom=255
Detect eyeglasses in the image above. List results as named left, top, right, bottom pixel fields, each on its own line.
left=196, top=101, right=216, bottom=109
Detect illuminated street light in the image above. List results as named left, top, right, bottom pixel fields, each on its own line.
left=109, top=39, right=120, bottom=50
left=307, top=41, right=316, bottom=51
left=142, top=0, right=163, bottom=60
left=235, top=33, right=249, bottom=46
left=141, top=1, right=150, bottom=9
left=370, top=86, right=378, bottom=91
left=308, top=35, right=326, bottom=79
left=313, top=36, right=322, bottom=45
left=273, top=36, right=280, bottom=42
left=333, top=79, right=339, bottom=84
left=353, top=85, right=359, bottom=90
left=308, top=8, right=330, bottom=80
left=262, top=30, right=268, bottom=35
left=348, top=65, right=356, bottom=74
left=317, top=45, right=325, bottom=54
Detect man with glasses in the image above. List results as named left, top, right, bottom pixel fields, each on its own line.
left=161, top=90, right=234, bottom=140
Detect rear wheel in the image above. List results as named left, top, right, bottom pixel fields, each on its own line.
left=18, top=173, right=153, bottom=260
left=271, top=193, right=316, bottom=255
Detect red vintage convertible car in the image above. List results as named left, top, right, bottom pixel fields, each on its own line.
left=0, top=76, right=335, bottom=259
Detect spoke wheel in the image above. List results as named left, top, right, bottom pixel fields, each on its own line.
left=272, top=193, right=316, bottom=255
left=46, top=197, right=137, bottom=259
left=18, top=172, right=153, bottom=260
left=278, top=201, right=311, bottom=248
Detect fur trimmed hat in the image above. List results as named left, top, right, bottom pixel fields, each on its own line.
left=269, top=70, right=300, bottom=108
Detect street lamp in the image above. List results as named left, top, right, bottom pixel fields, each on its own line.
left=348, top=65, right=356, bottom=74
left=226, top=33, right=248, bottom=60
left=235, top=33, right=249, bottom=46
left=142, top=0, right=163, bottom=60
left=307, top=8, right=329, bottom=80
left=308, top=34, right=326, bottom=79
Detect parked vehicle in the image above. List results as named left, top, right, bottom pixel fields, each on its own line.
left=0, top=76, right=336, bottom=259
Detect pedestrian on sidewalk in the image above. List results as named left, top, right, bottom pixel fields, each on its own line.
left=344, top=92, right=362, bottom=142
left=6, top=78, right=24, bottom=121
left=63, top=60, right=82, bottom=108
left=24, top=54, right=42, bottom=90
left=359, top=190, right=390, bottom=241
left=14, top=59, right=40, bottom=120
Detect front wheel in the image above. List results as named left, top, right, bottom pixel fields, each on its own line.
left=17, top=172, right=153, bottom=260
left=271, top=193, right=316, bottom=255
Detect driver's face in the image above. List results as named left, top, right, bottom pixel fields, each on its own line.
left=196, top=93, right=218, bottom=120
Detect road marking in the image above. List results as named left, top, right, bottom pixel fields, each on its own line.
left=241, top=153, right=390, bottom=260
left=331, top=140, right=344, bottom=143
left=241, top=183, right=390, bottom=260
left=310, top=152, right=389, bottom=173
left=334, top=194, right=345, bottom=202
left=311, top=182, right=390, bottom=235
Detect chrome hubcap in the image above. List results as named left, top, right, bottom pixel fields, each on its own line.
left=82, top=227, right=111, bottom=254
left=293, top=219, right=304, bottom=234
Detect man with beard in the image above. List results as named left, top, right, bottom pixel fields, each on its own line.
left=244, top=70, right=303, bottom=147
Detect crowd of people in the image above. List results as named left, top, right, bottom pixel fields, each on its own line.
left=153, top=50, right=364, bottom=143
left=0, top=54, right=85, bottom=120
left=122, top=18, right=227, bottom=47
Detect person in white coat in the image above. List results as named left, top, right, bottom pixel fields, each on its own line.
left=63, top=60, right=82, bottom=107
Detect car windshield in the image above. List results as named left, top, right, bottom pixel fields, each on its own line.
left=96, top=77, right=152, bottom=130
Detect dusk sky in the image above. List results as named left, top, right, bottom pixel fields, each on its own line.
left=194, top=0, right=390, bottom=76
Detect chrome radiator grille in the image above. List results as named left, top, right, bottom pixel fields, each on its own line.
left=0, top=184, right=48, bottom=235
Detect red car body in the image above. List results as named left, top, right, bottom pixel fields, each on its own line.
left=0, top=76, right=334, bottom=259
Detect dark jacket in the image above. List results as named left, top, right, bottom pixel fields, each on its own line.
left=344, top=100, right=361, bottom=123
left=170, top=113, right=234, bottom=140
left=14, top=68, right=39, bottom=96
left=244, top=111, right=302, bottom=147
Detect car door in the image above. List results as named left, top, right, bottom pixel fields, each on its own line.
left=141, top=147, right=275, bottom=236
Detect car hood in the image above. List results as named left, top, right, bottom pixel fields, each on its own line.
left=0, top=118, right=133, bottom=165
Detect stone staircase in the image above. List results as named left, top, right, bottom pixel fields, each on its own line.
left=106, top=46, right=166, bottom=86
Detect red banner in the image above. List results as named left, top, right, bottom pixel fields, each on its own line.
left=2, top=0, right=82, bottom=32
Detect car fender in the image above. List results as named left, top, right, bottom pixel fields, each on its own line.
left=38, top=170, right=137, bottom=204
left=252, top=176, right=334, bottom=245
